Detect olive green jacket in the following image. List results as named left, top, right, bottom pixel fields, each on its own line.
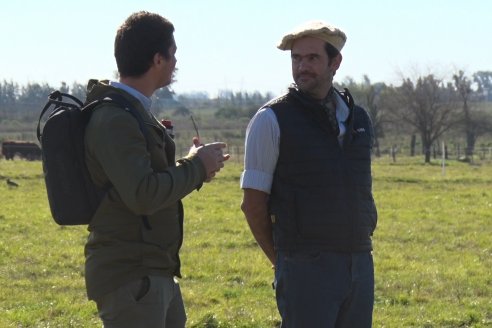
left=83, top=80, right=206, bottom=300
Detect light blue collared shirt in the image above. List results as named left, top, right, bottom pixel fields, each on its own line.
left=109, top=81, right=152, bottom=112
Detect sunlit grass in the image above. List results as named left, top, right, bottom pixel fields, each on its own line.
left=0, top=157, right=490, bottom=327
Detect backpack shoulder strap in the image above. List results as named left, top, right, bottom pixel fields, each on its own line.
left=93, top=93, right=151, bottom=150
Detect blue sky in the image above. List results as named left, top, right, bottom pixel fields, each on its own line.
left=1, top=0, right=490, bottom=96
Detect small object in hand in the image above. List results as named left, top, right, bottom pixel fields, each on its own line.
left=161, top=119, right=174, bottom=139
left=190, top=115, right=200, bottom=140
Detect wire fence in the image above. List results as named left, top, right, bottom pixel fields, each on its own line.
left=383, top=145, right=492, bottom=163
left=177, top=144, right=492, bottom=166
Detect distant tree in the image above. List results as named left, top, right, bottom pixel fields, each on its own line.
left=173, top=105, right=191, bottom=116
left=390, top=74, right=457, bottom=163
left=234, top=91, right=243, bottom=107
left=59, top=81, right=69, bottom=94
left=215, top=90, right=271, bottom=110
left=154, top=86, right=175, bottom=100
left=264, top=92, right=275, bottom=103
left=18, top=82, right=52, bottom=116
left=342, top=76, right=386, bottom=156
left=71, top=82, right=87, bottom=100
left=473, top=71, right=492, bottom=101
left=0, top=80, right=19, bottom=118
left=215, top=107, right=242, bottom=119
left=470, top=109, right=492, bottom=144
left=176, top=92, right=212, bottom=109
left=214, top=106, right=258, bottom=119
left=453, top=70, right=475, bottom=159
left=451, top=71, right=492, bottom=160
left=153, top=86, right=182, bottom=113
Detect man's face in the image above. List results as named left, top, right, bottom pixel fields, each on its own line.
left=291, top=36, right=340, bottom=99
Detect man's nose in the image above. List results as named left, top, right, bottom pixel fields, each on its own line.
left=297, top=59, right=309, bottom=72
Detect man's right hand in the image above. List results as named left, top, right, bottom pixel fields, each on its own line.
left=188, top=137, right=230, bottom=182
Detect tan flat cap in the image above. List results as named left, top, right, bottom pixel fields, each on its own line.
left=277, top=20, right=347, bottom=52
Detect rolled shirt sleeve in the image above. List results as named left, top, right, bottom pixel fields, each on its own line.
left=240, top=107, right=279, bottom=194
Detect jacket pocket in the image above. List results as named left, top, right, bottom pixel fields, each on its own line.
left=140, top=206, right=180, bottom=249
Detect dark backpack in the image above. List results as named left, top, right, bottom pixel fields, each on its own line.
left=36, top=90, right=149, bottom=225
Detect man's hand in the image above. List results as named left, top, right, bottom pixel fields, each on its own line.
left=188, top=137, right=230, bottom=182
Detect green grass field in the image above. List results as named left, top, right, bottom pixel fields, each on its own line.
left=0, top=157, right=491, bottom=327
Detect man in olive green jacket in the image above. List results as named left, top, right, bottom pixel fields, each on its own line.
left=83, top=12, right=229, bottom=328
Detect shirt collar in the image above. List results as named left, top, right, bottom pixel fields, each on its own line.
left=334, top=91, right=349, bottom=122
left=109, top=81, right=152, bottom=112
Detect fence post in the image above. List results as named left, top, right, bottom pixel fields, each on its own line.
left=441, top=141, right=446, bottom=176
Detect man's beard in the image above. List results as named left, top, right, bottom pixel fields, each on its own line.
left=294, top=69, right=333, bottom=99
left=169, top=67, right=178, bottom=86
left=294, top=72, right=319, bottom=94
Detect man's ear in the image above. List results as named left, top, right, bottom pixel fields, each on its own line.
left=331, top=53, right=343, bottom=72
left=153, top=53, right=163, bottom=66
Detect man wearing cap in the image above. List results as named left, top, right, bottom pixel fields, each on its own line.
left=240, top=20, right=377, bottom=327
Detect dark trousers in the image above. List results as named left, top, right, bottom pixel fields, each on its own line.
left=275, top=251, right=374, bottom=328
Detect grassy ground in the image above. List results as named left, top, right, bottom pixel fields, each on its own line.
left=0, top=157, right=490, bottom=327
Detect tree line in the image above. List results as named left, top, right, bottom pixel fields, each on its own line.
left=1, top=70, right=491, bottom=163
left=342, top=70, right=492, bottom=162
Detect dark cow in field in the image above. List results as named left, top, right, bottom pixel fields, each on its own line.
left=1, top=141, right=42, bottom=160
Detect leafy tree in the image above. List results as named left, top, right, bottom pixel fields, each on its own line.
left=18, top=82, right=52, bottom=117
left=473, top=71, right=492, bottom=101
left=452, top=70, right=492, bottom=160
left=0, top=80, right=19, bottom=118
left=153, top=86, right=181, bottom=114
left=154, top=86, right=176, bottom=101
left=59, top=81, right=69, bottom=94
left=390, top=74, right=457, bottom=163
left=173, top=105, right=191, bottom=116
left=453, top=71, right=475, bottom=159
left=71, top=82, right=87, bottom=100
left=341, top=76, right=386, bottom=156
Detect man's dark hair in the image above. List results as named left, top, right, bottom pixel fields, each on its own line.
left=115, top=11, right=175, bottom=78
left=324, top=42, right=340, bottom=61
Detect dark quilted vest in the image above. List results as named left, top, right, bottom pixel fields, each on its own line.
left=268, top=87, right=377, bottom=252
